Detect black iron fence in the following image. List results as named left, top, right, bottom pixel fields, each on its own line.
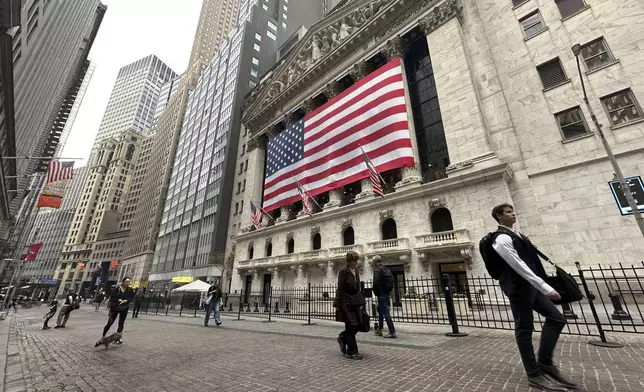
left=140, top=262, right=644, bottom=342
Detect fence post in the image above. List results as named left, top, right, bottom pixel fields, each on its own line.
left=194, top=294, right=198, bottom=318
left=233, top=289, right=244, bottom=321
left=576, top=262, right=623, bottom=348
left=301, top=283, right=316, bottom=326
left=264, top=287, right=275, bottom=323
left=442, top=274, right=468, bottom=337
left=155, top=293, right=160, bottom=315
left=561, top=303, right=578, bottom=320
left=179, top=292, right=185, bottom=316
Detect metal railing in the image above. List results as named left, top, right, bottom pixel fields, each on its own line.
left=139, top=262, right=644, bottom=343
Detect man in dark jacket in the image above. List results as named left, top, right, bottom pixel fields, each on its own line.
left=491, top=204, right=575, bottom=391
left=372, top=255, right=396, bottom=338
left=132, top=290, right=143, bottom=318
left=204, top=280, right=222, bottom=327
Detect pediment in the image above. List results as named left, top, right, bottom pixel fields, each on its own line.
left=242, top=0, right=395, bottom=128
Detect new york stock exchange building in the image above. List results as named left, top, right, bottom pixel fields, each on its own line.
left=228, top=0, right=644, bottom=304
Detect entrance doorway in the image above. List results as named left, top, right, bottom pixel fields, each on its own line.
left=243, top=275, right=252, bottom=303
left=387, top=264, right=406, bottom=306
left=262, top=274, right=271, bottom=305
left=438, top=262, right=468, bottom=295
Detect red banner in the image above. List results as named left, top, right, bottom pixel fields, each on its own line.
left=20, top=243, right=43, bottom=261
left=37, top=195, right=63, bottom=208
left=38, top=162, right=74, bottom=209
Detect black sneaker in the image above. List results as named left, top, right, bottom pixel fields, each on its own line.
left=53, top=325, right=61, bottom=329
left=346, top=353, right=363, bottom=360
left=216, top=322, right=222, bottom=326
left=527, top=375, right=569, bottom=391
left=384, top=333, right=397, bottom=339
left=539, top=364, right=578, bottom=390
left=336, top=335, right=346, bottom=355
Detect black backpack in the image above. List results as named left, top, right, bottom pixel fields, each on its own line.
left=479, top=231, right=506, bottom=279
left=384, top=268, right=395, bottom=292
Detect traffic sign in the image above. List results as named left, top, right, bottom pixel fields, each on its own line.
left=608, top=176, right=644, bottom=215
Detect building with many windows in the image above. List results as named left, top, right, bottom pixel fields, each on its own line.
left=230, top=0, right=644, bottom=304
left=148, top=0, right=328, bottom=290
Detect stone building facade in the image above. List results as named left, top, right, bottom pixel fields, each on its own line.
left=230, top=0, right=644, bottom=298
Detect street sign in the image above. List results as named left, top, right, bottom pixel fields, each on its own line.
left=608, top=176, right=644, bottom=215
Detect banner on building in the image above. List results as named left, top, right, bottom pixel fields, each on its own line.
left=20, top=243, right=43, bottom=261
left=37, top=161, right=74, bottom=209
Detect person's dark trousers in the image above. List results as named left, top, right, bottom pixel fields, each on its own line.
left=43, top=313, right=55, bottom=328
left=377, top=294, right=395, bottom=333
left=340, top=324, right=359, bottom=355
left=94, top=302, right=100, bottom=311
left=204, top=301, right=217, bottom=326
left=509, top=290, right=566, bottom=377
left=132, top=304, right=141, bottom=318
left=102, top=310, right=128, bottom=336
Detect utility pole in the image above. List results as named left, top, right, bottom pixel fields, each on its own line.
left=572, top=44, right=644, bottom=239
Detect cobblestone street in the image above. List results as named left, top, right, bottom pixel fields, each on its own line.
left=2, top=308, right=644, bottom=392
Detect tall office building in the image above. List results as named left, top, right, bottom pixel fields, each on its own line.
left=148, top=0, right=328, bottom=289
left=3, top=0, right=106, bottom=255
left=119, top=0, right=242, bottom=286
left=55, top=55, right=176, bottom=294
left=20, top=166, right=88, bottom=298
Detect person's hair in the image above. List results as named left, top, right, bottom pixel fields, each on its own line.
left=122, top=277, right=131, bottom=283
left=491, top=203, right=514, bottom=223
left=372, top=255, right=382, bottom=264
left=345, top=251, right=360, bottom=264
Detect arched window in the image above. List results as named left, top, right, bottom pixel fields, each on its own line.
left=381, top=218, right=398, bottom=240
left=343, top=227, right=355, bottom=246
left=431, top=208, right=454, bottom=232
left=248, top=246, right=254, bottom=260
left=312, top=233, right=321, bottom=250
left=266, top=242, right=272, bottom=257
left=125, top=144, right=135, bottom=161
left=287, top=238, right=295, bottom=254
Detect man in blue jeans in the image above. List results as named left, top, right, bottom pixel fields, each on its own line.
left=204, top=279, right=222, bottom=327
left=372, top=255, right=396, bottom=338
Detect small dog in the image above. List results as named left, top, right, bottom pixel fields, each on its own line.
left=94, top=332, right=122, bottom=349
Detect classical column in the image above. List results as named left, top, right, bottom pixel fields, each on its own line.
left=354, top=178, right=375, bottom=202
left=242, top=131, right=268, bottom=230
left=276, top=206, right=291, bottom=224
left=323, top=188, right=343, bottom=210
left=270, top=267, right=283, bottom=289
left=348, top=61, right=368, bottom=82
left=381, top=36, right=423, bottom=190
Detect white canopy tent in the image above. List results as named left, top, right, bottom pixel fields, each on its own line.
left=171, top=279, right=210, bottom=293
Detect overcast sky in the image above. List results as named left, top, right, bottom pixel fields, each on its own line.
left=60, top=0, right=203, bottom=167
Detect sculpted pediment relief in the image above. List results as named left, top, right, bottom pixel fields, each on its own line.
left=243, top=0, right=392, bottom=124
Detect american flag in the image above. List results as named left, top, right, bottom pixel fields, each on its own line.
left=263, top=57, right=414, bottom=211
left=46, top=161, right=74, bottom=183
left=295, top=179, right=313, bottom=216
left=361, top=148, right=384, bottom=198
left=250, top=200, right=263, bottom=229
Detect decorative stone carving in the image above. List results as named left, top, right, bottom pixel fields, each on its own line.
left=265, top=237, right=272, bottom=246
left=270, top=267, right=282, bottom=279
left=395, top=166, right=423, bottom=188
left=311, top=225, right=320, bottom=235
left=461, top=248, right=473, bottom=264
left=418, top=0, right=463, bottom=36
left=286, top=232, right=294, bottom=242
left=289, top=265, right=299, bottom=273
left=324, top=82, right=342, bottom=99
left=331, top=260, right=342, bottom=274
left=446, top=159, right=473, bottom=172
left=341, top=219, right=353, bottom=232
left=380, top=209, right=394, bottom=221
left=246, top=137, right=259, bottom=152
left=428, top=197, right=447, bottom=210
left=348, top=62, right=369, bottom=82
left=381, top=37, right=407, bottom=61
left=283, top=112, right=295, bottom=125
left=302, top=98, right=316, bottom=114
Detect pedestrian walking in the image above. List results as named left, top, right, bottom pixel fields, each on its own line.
left=8, top=298, right=17, bottom=313
left=94, top=291, right=104, bottom=311
left=99, top=277, right=134, bottom=345
left=42, top=299, right=58, bottom=330
left=483, top=204, right=576, bottom=391
left=54, top=290, right=80, bottom=328
left=372, top=255, right=396, bottom=338
left=334, top=251, right=366, bottom=360
left=132, top=290, right=143, bottom=318
left=204, top=279, right=222, bottom=327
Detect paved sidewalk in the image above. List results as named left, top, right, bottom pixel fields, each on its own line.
left=3, top=307, right=644, bottom=392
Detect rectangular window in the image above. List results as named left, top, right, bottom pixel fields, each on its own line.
left=252, top=57, right=259, bottom=66
left=580, top=38, right=615, bottom=72
left=262, top=4, right=268, bottom=10
left=250, top=68, right=258, bottom=77
left=234, top=202, right=239, bottom=214
left=237, top=182, right=241, bottom=194
left=555, top=107, right=590, bottom=140
left=519, top=10, right=546, bottom=39
left=512, top=0, right=527, bottom=6
left=267, top=30, right=277, bottom=41
left=254, top=43, right=260, bottom=52
left=255, top=33, right=261, bottom=41
left=601, top=89, right=644, bottom=126
left=555, top=0, right=586, bottom=19
left=249, top=80, right=256, bottom=88
left=282, top=22, right=287, bottom=29
left=268, top=20, right=277, bottom=31
left=536, top=58, right=568, bottom=89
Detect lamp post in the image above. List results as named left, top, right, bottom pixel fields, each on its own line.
left=571, top=44, right=644, bottom=238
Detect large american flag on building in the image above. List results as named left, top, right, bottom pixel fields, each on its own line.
left=46, top=161, right=74, bottom=183
left=263, top=57, right=414, bottom=211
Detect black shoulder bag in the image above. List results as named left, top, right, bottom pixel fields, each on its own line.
left=536, top=248, right=584, bottom=304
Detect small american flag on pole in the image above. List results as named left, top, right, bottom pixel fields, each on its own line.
left=46, top=161, right=74, bottom=183
left=250, top=200, right=263, bottom=229
left=294, top=178, right=313, bottom=216
left=360, top=147, right=384, bottom=198
left=262, top=57, right=413, bottom=211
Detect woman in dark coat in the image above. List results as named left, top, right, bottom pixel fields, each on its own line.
left=334, top=251, right=364, bottom=360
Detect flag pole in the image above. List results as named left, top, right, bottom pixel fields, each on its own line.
left=359, top=145, right=389, bottom=191
left=293, top=176, right=322, bottom=210
left=251, top=199, right=274, bottom=221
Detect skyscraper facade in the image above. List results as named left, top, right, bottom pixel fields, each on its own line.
left=149, top=0, right=328, bottom=289
left=55, top=55, right=176, bottom=294
left=119, top=0, right=242, bottom=286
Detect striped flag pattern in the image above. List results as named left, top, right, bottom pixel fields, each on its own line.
left=250, top=200, right=263, bottom=229
left=295, top=179, right=312, bottom=216
left=361, top=148, right=384, bottom=198
left=46, top=161, right=74, bottom=183
left=262, top=57, right=414, bottom=211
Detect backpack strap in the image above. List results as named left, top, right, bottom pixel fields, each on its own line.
left=497, top=227, right=558, bottom=268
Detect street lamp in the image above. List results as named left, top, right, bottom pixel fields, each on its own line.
left=571, top=44, right=644, bottom=238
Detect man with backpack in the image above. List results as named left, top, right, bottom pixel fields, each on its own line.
left=372, top=255, right=396, bottom=338
left=54, top=289, right=80, bottom=329
left=481, top=204, right=575, bottom=391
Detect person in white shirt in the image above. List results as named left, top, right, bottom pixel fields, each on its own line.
left=491, top=204, right=576, bottom=391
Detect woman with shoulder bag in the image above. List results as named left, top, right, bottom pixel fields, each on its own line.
left=334, top=251, right=366, bottom=360
left=98, top=277, right=135, bottom=345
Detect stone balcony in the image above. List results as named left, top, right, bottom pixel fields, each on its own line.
left=414, top=229, right=474, bottom=265
left=328, top=244, right=364, bottom=261
left=365, top=238, right=412, bottom=267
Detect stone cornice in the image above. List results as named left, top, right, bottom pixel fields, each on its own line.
left=242, top=0, right=462, bottom=136
left=236, top=162, right=513, bottom=242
